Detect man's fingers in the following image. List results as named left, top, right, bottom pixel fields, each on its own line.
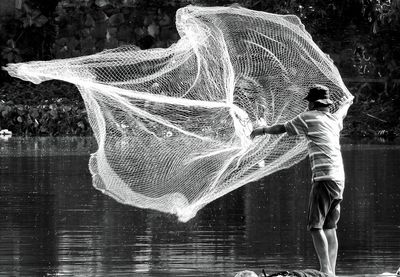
left=250, top=128, right=262, bottom=139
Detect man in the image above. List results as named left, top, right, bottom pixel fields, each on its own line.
left=250, top=84, right=352, bottom=277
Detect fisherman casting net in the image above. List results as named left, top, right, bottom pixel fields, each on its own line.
left=4, top=5, right=352, bottom=222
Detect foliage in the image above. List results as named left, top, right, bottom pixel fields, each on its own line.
left=357, top=0, right=400, bottom=80
left=363, top=0, right=400, bottom=33
left=0, top=0, right=57, bottom=65
left=0, top=80, right=91, bottom=136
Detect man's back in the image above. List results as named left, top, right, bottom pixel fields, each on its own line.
left=285, top=110, right=345, bottom=197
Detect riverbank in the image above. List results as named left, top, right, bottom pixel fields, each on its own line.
left=0, top=80, right=91, bottom=136
left=0, top=78, right=399, bottom=139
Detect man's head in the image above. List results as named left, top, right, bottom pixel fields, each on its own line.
left=304, top=84, right=333, bottom=110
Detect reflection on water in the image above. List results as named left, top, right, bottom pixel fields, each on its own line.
left=0, top=137, right=399, bottom=277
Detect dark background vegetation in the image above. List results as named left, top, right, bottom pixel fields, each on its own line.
left=0, top=0, right=399, bottom=137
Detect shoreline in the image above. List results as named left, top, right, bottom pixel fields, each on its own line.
left=1, top=80, right=398, bottom=139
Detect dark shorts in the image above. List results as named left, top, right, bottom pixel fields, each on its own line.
left=307, top=180, right=342, bottom=230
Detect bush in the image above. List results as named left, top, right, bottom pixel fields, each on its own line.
left=0, top=80, right=91, bottom=136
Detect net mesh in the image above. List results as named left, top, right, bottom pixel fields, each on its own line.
left=4, top=5, right=352, bottom=222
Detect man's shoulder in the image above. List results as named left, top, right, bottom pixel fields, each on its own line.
left=298, top=110, right=318, bottom=119
left=300, top=110, right=335, bottom=120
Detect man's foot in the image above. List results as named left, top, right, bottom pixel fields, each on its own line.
left=320, top=269, right=335, bottom=277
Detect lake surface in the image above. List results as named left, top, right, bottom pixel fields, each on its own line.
left=0, top=137, right=399, bottom=277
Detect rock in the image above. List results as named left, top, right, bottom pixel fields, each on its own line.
left=0, top=129, right=12, bottom=136
left=234, top=270, right=259, bottom=277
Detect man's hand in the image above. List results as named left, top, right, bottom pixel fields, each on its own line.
left=250, top=124, right=286, bottom=139
left=337, top=95, right=354, bottom=105
left=250, top=127, right=265, bottom=139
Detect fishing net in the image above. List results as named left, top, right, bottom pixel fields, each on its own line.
left=4, top=5, right=352, bottom=222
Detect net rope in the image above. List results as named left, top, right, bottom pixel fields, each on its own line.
left=4, top=5, right=352, bottom=222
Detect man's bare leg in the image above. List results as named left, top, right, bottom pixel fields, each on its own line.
left=310, top=229, right=334, bottom=276
left=324, top=228, right=338, bottom=275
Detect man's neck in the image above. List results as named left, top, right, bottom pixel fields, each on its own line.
left=313, top=107, right=330, bottom=112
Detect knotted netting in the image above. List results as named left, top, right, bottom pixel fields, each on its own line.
left=4, top=5, right=352, bottom=222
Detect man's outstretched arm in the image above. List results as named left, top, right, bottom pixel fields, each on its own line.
left=334, top=95, right=354, bottom=121
left=250, top=124, right=286, bottom=139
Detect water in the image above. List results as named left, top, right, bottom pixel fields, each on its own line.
left=0, top=137, right=399, bottom=277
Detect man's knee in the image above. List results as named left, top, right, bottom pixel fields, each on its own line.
left=323, top=203, right=341, bottom=229
left=309, top=227, right=322, bottom=233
